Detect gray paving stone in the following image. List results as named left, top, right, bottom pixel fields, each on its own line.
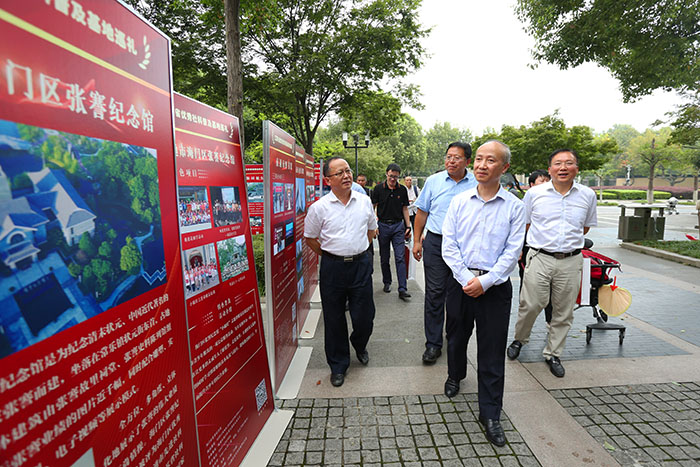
left=398, top=447, right=419, bottom=461
left=418, top=446, right=439, bottom=460
left=304, top=451, right=322, bottom=464
left=381, top=448, right=400, bottom=462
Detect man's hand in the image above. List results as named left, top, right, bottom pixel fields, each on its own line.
left=463, top=277, right=484, bottom=298
left=412, top=239, right=423, bottom=261
left=404, top=227, right=411, bottom=241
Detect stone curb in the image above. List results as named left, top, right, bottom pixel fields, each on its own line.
left=620, top=242, right=700, bottom=268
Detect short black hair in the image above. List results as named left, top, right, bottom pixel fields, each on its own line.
left=528, top=169, right=550, bottom=185
left=386, top=163, right=401, bottom=173
left=548, top=149, right=579, bottom=166
left=323, top=156, right=345, bottom=176
left=446, top=141, right=472, bottom=158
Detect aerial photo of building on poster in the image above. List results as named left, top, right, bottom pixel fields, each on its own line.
left=0, top=120, right=167, bottom=358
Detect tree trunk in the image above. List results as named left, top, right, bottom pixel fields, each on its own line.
left=224, top=0, right=244, bottom=149
left=693, top=172, right=698, bottom=204
left=647, top=138, right=655, bottom=204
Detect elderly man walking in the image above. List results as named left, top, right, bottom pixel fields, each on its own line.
left=441, top=140, right=525, bottom=446
left=507, top=149, right=597, bottom=378
left=305, top=157, right=378, bottom=387
left=412, top=142, right=476, bottom=364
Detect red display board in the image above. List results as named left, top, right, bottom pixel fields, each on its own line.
left=173, top=93, right=273, bottom=466
left=0, top=2, right=198, bottom=466
left=314, top=162, right=330, bottom=198
left=244, top=164, right=264, bottom=235
left=262, top=121, right=298, bottom=391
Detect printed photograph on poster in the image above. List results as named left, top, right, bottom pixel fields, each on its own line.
left=0, top=119, right=166, bottom=359
left=247, top=181, right=263, bottom=202
left=295, top=238, right=303, bottom=279
left=273, top=223, right=284, bottom=255
left=285, top=183, right=294, bottom=211
left=284, top=220, right=294, bottom=248
left=272, top=182, right=285, bottom=214
left=210, top=186, right=243, bottom=227
left=217, top=234, right=249, bottom=282
left=182, top=243, right=219, bottom=298
left=306, top=184, right=315, bottom=207
left=178, top=185, right=212, bottom=232
left=295, top=177, right=305, bottom=214
left=297, top=276, right=304, bottom=299
left=250, top=215, right=262, bottom=228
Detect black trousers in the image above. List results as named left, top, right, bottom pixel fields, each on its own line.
left=445, top=277, right=512, bottom=420
left=319, top=253, right=375, bottom=374
left=423, top=231, right=451, bottom=350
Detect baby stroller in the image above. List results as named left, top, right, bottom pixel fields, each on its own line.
left=576, top=239, right=626, bottom=344
left=667, top=196, right=679, bottom=215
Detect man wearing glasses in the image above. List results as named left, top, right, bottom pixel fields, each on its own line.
left=507, top=149, right=597, bottom=378
left=412, top=142, right=476, bottom=364
left=305, top=157, right=378, bottom=387
left=372, top=163, right=412, bottom=301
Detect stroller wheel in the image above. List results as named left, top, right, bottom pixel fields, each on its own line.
left=619, top=329, right=625, bottom=345
left=586, top=328, right=592, bottom=344
left=601, top=311, right=608, bottom=322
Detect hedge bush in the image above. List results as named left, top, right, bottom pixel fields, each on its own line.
left=601, top=189, right=671, bottom=200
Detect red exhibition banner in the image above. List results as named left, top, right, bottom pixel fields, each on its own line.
left=314, top=162, right=330, bottom=199
left=244, top=164, right=263, bottom=235
left=262, top=121, right=297, bottom=391
left=173, top=93, right=273, bottom=467
left=0, top=2, right=198, bottom=466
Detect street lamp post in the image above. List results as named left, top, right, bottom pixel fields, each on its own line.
left=342, top=131, right=370, bottom=176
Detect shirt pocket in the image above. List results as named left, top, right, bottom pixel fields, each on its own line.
left=565, top=199, right=589, bottom=230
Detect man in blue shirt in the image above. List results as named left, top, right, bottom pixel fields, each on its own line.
left=441, top=140, right=525, bottom=446
left=412, top=142, right=476, bottom=364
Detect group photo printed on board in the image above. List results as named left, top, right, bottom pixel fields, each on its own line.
left=0, top=120, right=167, bottom=358
left=178, top=185, right=212, bottom=232
left=182, top=242, right=219, bottom=298
left=210, top=185, right=243, bottom=227
left=216, top=234, right=250, bottom=282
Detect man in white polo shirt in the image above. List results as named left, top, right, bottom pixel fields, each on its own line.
left=507, top=149, right=597, bottom=378
left=305, top=157, right=378, bottom=388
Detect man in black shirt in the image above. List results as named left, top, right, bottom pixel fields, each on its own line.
left=372, top=163, right=412, bottom=301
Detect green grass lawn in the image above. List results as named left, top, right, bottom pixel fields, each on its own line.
left=636, top=240, right=700, bottom=260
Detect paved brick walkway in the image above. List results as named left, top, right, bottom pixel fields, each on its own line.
left=271, top=394, right=541, bottom=466
left=551, top=381, right=700, bottom=466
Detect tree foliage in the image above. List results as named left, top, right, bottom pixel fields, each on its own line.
left=516, top=0, right=700, bottom=102
left=473, top=113, right=617, bottom=175
left=242, top=0, right=428, bottom=153
left=120, top=236, right=142, bottom=276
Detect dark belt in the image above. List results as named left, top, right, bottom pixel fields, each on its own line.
left=322, top=250, right=367, bottom=262
left=379, top=219, right=403, bottom=225
left=532, top=248, right=581, bottom=259
left=427, top=230, right=442, bottom=238
left=468, top=268, right=489, bottom=276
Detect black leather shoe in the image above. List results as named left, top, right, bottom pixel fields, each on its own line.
left=479, top=416, right=507, bottom=447
left=356, top=349, right=369, bottom=365
left=422, top=347, right=441, bottom=364
left=330, top=373, right=345, bottom=387
left=444, top=377, right=460, bottom=397
left=399, top=291, right=411, bottom=301
left=507, top=340, right=522, bottom=360
left=383, top=284, right=391, bottom=293
left=546, top=356, right=565, bottom=377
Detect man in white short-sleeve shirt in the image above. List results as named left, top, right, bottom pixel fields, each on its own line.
left=305, top=157, right=378, bottom=388
left=508, top=149, right=597, bottom=378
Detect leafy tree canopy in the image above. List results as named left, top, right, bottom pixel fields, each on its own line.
left=473, top=112, right=618, bottom=175
left=516, top=0, right=700, bottom=102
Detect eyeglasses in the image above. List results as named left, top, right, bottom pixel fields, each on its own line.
left=387, top=174, right=399, bottom=180
left=445, top=155, right=465, bottom=162
left=551, top=161, right=577, bottom=168
left=328, top=168, right=353, bottom=178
